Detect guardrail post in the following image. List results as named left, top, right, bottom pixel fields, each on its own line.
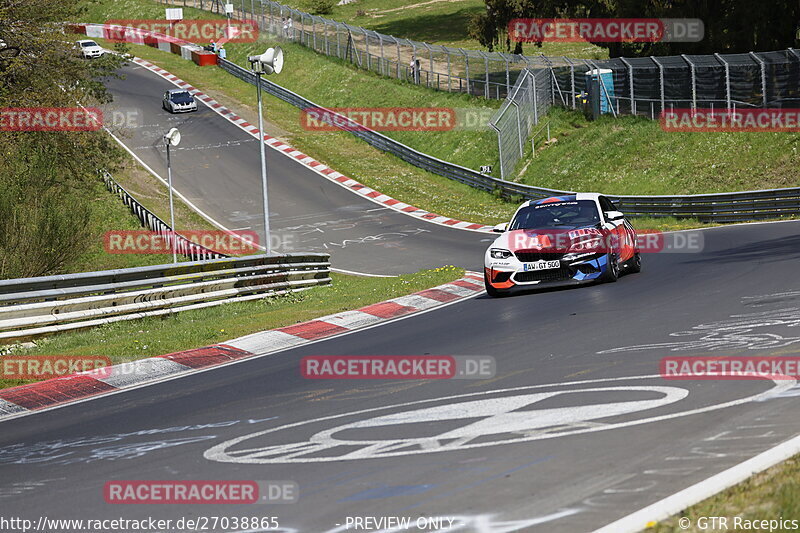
left=750, top=52, right=768, bottom=107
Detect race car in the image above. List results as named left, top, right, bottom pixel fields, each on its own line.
left=162, top=89, right=198, bottom=113
left=484, top=193, right=640, bottom=297
left=76, top=39, right=104, bottom=59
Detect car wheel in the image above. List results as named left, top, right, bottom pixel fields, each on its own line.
left=625, top=252, right=642, bottom=274
left=600, top=252, right=619, bottom=283
left=484, top=271, right=507, bottom=298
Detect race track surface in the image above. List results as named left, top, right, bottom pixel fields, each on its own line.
left=102, top=63, right=487, bottom=276
left=2, top=220, right=800, bottom=532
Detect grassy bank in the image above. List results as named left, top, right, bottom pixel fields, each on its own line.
left=255, top=0, right=607, bottom=57
left=0, top=266, right=463, bottom=389
left=649, top=454, right=800, bottom=532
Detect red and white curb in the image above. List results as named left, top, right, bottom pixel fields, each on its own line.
left=130, top=57, right=494, bottom=233
left=0, top=271, right=484, bottom=421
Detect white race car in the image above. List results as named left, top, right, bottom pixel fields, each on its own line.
left=484, top=193, right=641, bottom=297
left=162, top=89, right=198, bottom=113
left=76, top=39, right=104, bottom=59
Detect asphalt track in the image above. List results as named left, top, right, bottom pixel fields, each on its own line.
left=101, top=63, right=488, bottom=276
left=1, top=59, right=800, bottom=532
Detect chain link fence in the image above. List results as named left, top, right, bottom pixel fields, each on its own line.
left=159, top=0, right=800, bottom=179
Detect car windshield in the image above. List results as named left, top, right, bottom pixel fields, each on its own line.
left=509, top=200, right=600, bottom=230
left=81, top=41, right=98, bottom=47
left=170, top=92, right=193, bottom=103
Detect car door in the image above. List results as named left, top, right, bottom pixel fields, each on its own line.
left=600, top=196, right=635, bottom=261
left=163, top=92, right=171, bottom=111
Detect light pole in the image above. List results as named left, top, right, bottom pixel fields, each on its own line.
left=164, top=127, right=182, bottom=263
left=248, top=46, right=284, bottom=255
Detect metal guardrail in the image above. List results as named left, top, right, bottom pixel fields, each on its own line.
left=219, top=59, right=800, bottom=222
left=103, top=171, right=228, bottom=261
left=0, top=254, right=331, bottom=342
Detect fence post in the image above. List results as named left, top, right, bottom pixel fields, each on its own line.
left=682, top=54, right=697, bottom=110
left=652, top=56, right=665, bottom=117
left=512, top=101, right=524, bottom=162
left=423, top=42, right=433, bottom=88
left=460, top=48, right=470, bottom=94
left=396, top=38, right=402, bottom=79
left=505, top=57, right=510, bottom=94
left=477, top=51, right=489, bottom=98
left=564, top=56, right=576, bottom=109
left=447, top=50, right=451, bottom=91
left=379, top=34, right=385, bottom=75
left=365, top=29, right=371, bottom=71
left=531, top=71, right=539, bottom=125
left=620, top=57, right=635, bottom=115
left=715, top=53, right=732, bottom=110
left=749, top=52, right=767, bottom=107
left=490, top=122, right=504, bottom=180
left=336, top=22, right=341, bottom=58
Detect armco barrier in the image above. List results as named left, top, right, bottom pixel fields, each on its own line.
left=218, top=59, right=800, bottom=222
left=102, top=171, right=227, bottom=261
left=72, top=24, right=800, bottom=222
left=0, top=254, right=331, bottom=342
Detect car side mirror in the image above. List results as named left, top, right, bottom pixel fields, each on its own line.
left=492, top=223, right=508, bottom=233
left=605, top=211, right=624, bottom=222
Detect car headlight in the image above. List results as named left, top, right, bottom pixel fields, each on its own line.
left=490, top=248, right=512, bottom=259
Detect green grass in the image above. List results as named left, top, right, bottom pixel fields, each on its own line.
left=648, top=454, right=800, bottom=532
left=0, top=266, right=464, bottom=389
left=76, top=0, right=800, bottom=232
left=78, top=0, right=521, bottom=225
left=518, top=107, right=800, bottom=196
left=275, top=0, right=607, bottom=57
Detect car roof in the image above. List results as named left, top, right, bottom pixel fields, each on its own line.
left=77, top=39, right=98, bottom=44
left=167, top=89, right=192, bottom=94
left=525, top=192, right=601, bottom=207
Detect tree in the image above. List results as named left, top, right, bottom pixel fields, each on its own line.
left=470, top=0, right=800, bottom=57
left=0, top=0, right=129, bottom=278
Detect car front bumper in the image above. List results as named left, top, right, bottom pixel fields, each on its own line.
left=484, top=253, right=609, bottom=293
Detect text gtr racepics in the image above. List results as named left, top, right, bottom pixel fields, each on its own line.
left=484, top=194, right=641, bottom=296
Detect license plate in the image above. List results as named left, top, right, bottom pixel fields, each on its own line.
left=523, top=260, right=560, bottom=271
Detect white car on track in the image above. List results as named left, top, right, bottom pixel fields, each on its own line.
left=162, top=89, right=198, bottom=114
left=76, top=39, right=104, bottom=59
